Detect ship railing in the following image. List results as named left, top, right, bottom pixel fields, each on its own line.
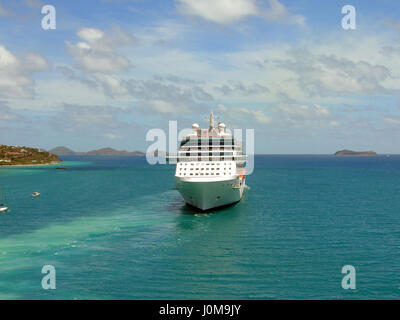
left=180, top=142, right=243, bottom=147
left=167, top=155, right=248, bottom=163
left=178, top=146, right=243, bottom=151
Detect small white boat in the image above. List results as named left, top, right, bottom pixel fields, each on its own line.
left=30, top=192, right=41, bottom=197
left=0, top=186, right=7, bottom=212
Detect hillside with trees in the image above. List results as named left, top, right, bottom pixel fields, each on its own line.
left=0, top=145, right=60, bottom=166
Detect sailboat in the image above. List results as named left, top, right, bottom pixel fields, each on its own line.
left=0, top=186, right=8, bottom=213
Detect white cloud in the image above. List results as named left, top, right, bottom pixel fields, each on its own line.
left=176, top=0, right=258, bottom=24
left=217, top=104, right=271, bottom=124
left=329, top=121, right=340, bottom=127
left=94, top=74, right=130, bottom=96
left=130, top=79, right=212, bottom=114
left=267, top=101, right=345, bottom=130
left=176, top=0, right=305, bottom=26
left=272, top=103, right=331, bottom=120
left=78, top=28, right=104, bottom=42
left=263, top=0, right=305, bottom=25
left=381, top=46, right=400, bottom=57
left=0, top=45, right=49, bottom=98
left=45, top=104, right=142, bottom=146
left=273, top=49, right=394, bottom=96
left=105, top=133, right=119, bottom=140
left=216, top=101, right=338, bottom=131
left=111, top=25, right=137, bottom=46
left=87, top=74, right=213, bottom=113
left=56, top=66, right=99, bottom=90
left=24, top=53, right=50, bottom=72
left=384, top=116, right=400, bottom=125
left=144, top=99, right=192, bottom=113
left=214, top=80, right=269, bottom=96
left=66, top=27, right=135, bottom=73
left=55, top=104, right=130, bottom=128
left=65, top=105, right=114, bottom=126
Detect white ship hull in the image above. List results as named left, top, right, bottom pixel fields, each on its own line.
left=175, top=176, right=245, bottom=210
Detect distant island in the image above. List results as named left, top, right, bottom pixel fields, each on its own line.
left=48, top=146, right=76, bottom=155
left=49, top=146, right=145, bottom=156
left=334, top=149, right=377, bottom=156
left=0, top=145, right=60, bottom=166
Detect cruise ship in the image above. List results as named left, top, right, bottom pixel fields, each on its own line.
left=172, top=112, right=247, bottom=210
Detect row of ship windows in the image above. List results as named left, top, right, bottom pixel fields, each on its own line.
left=181, top=152, right=234, bottom=156
left=177, top=157, right=242, bottom=159
left=178, top=172, right=234, bottom=176
left=179, top=162, right=233, bottom=166
left=179, top=167, right=232, bottom=171
left=180, top=139, right=236, bottom=147
left=179, top=149, right=241, bottom=154
left=177, top=157, right=240, bottom=161
left=177, top=160, right=242, bottom=165
left=179, top=147, right=240, bottom=150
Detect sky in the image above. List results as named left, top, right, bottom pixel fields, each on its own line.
left=0, top=0, right=400, bottom=154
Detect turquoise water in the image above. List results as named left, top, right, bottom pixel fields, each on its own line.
left=1, top=155, right=400, bottom=299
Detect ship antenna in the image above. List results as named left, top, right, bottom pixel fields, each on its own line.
left=209, top=110, right=214, bottom=130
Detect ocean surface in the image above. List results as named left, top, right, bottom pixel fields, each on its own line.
left=1, top=155, right=400, bottom=299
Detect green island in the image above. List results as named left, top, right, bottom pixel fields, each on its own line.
left=0, top=145, right=60, bottom=166
left=49, top=146, right=145, bottom=156
left=334, top=149, right=377, bottom=156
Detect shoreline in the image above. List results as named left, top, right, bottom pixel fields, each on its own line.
left=0, top=161, right=62, bottom=168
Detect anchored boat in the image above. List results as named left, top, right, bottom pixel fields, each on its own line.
left=0, top=186, right=8, bottom=213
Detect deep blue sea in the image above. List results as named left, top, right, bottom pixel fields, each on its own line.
left=1, top=155, right=400, bottom=299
